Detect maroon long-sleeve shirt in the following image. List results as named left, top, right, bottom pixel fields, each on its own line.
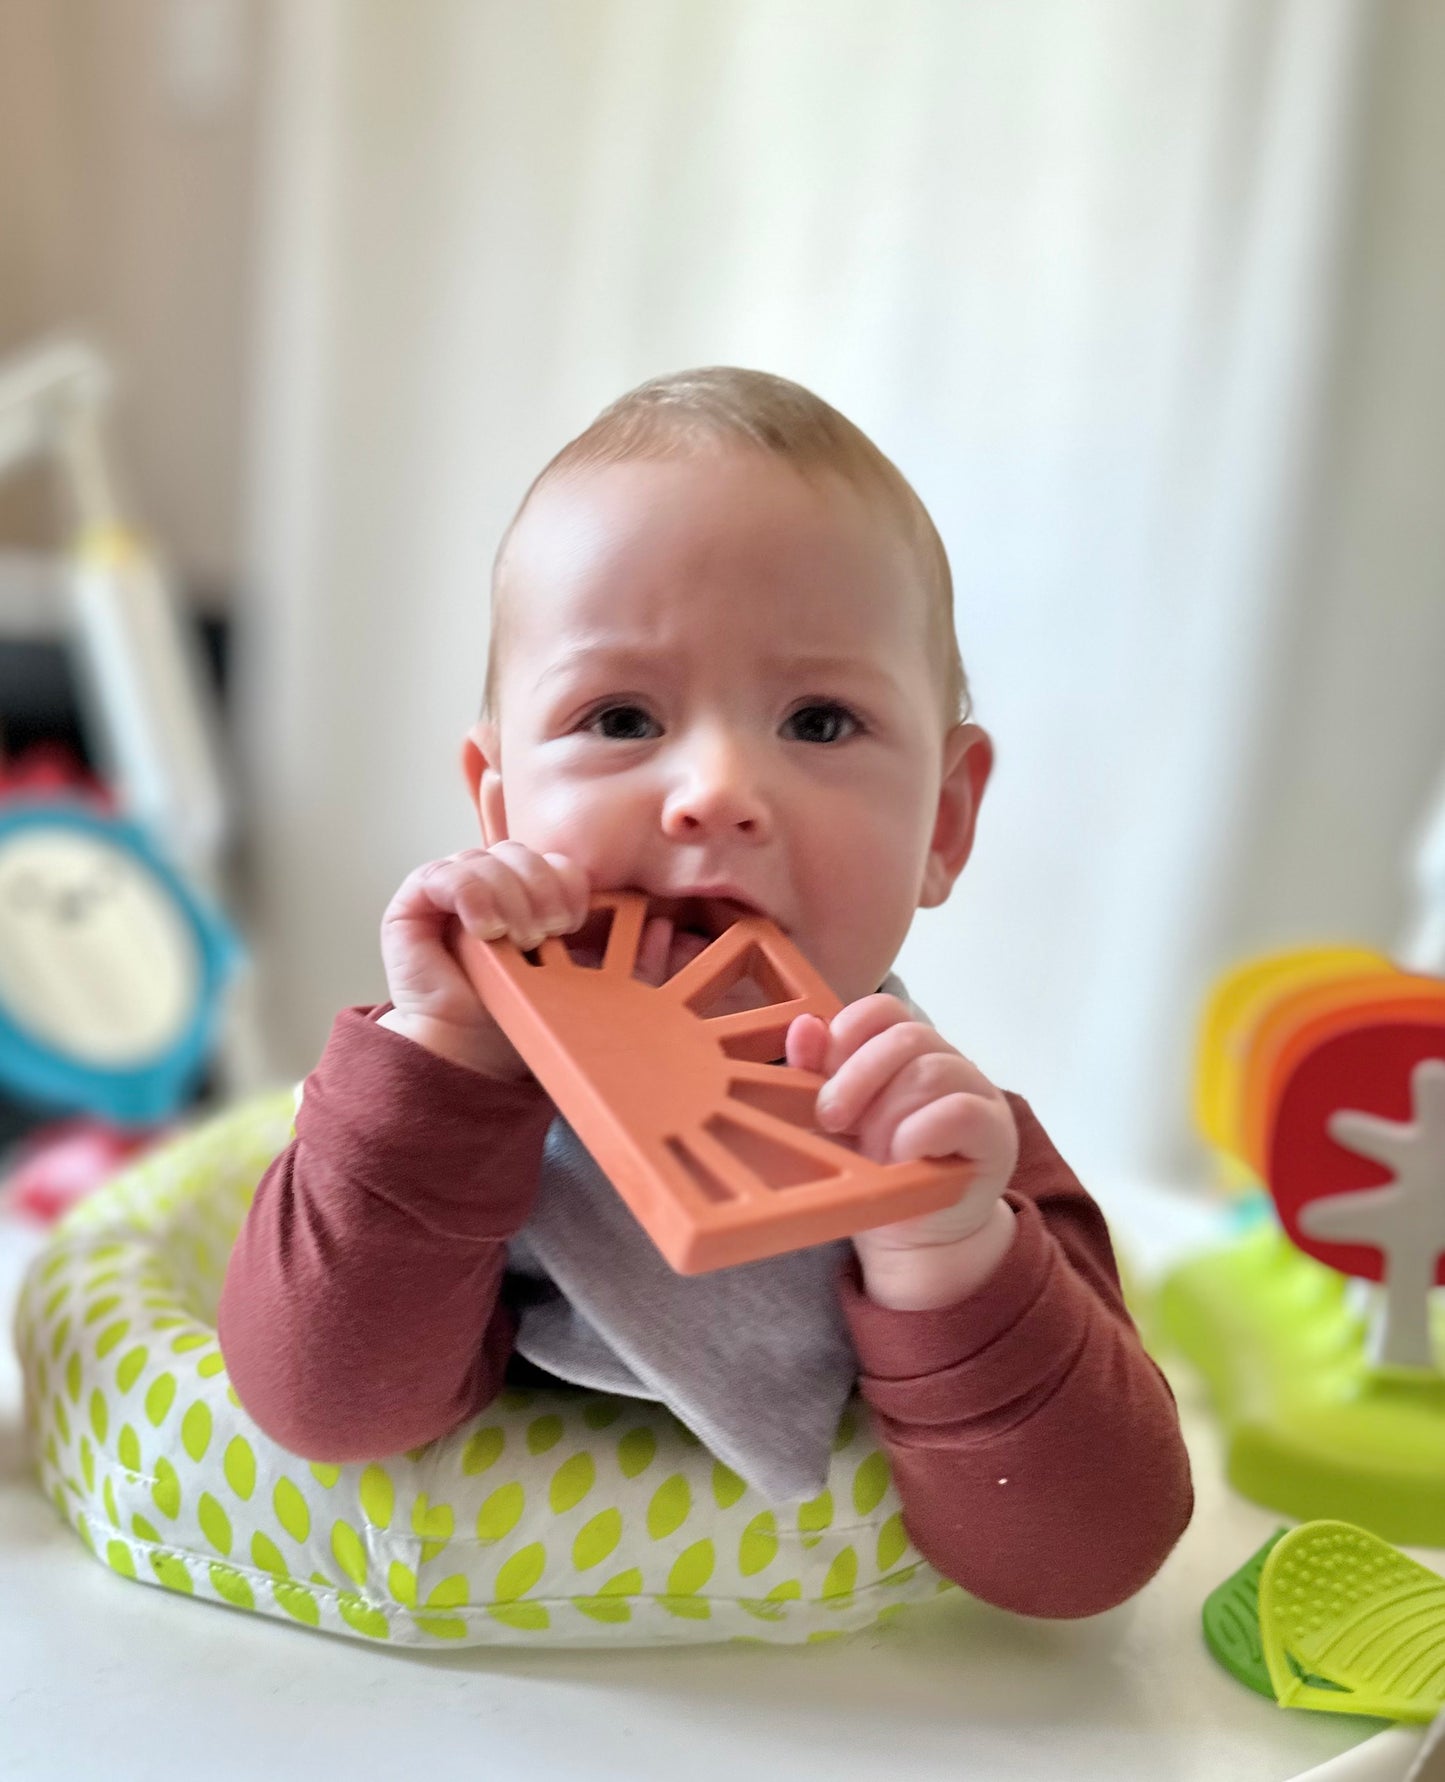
left=218, top=1005, right=1192, bottom=1618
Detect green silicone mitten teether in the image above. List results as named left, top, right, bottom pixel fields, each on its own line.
left=1202, top=1527, right=1289, bottom=1699
left=1257, top=1521, right=1445, bottom=1722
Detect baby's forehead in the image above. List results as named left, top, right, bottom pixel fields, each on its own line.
left=506, top=458, right=920, bottom=611
left=489, top=451, right=944, bottom=724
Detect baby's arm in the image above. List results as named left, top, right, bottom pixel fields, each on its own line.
left=838, top=1093, right=1192, bottom=1618
left=220, top=842, right=590, bottom=1462
left=218, top=1006, right=556, bottom=1461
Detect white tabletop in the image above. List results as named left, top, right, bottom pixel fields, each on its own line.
left=0, top=1187, right=1431, bottom=1782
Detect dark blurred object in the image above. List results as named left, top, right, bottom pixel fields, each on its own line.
left=0, top=613, right=230, bottom=763
left=0, top=643, right=89, bottom=764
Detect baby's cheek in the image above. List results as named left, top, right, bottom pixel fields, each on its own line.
left=524, top=778, right=636, bottom=859
left=824, top=836, right=916, bottom=934
left=817, top=941, right=910, bottom=1019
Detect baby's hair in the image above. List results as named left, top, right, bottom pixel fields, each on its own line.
left=482, top=366, right=970, bottom=728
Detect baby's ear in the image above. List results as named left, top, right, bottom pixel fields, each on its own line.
left=919, top=723, right=993, bottom=908
left=460, top=720, right=507, bottom=844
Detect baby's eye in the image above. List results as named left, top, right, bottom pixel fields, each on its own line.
left=784, top=702, right=862, bottom=745
left=585, top=703, right=661, bottom=742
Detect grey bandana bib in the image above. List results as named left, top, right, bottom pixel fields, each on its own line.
left=505, top=972, right=921, bottom=1501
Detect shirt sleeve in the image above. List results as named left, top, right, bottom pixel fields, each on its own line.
left=217, top=1005, right=556, bottom=1462
left=839, top=1092, right=1194, bottom=1619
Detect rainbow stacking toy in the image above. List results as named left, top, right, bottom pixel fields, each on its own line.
left=1160, top=947, right=1445, bottom=1545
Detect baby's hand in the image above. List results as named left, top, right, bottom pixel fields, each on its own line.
left=786, top=994, right=1020, bottom=1310
left=377, top=843, right=590, bottom=1079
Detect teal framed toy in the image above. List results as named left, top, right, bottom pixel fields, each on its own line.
left=0, top=796, right=239, bottom=1125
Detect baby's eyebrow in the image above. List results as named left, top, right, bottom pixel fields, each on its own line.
left=535, top=642, right=655, bottom=686
left=538, top=640, right=889, bottom=686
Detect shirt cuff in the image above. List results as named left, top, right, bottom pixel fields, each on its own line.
left=838, top=1194, right=1097, bottom=1426
left=295, top=1003, right=558, bottom=1237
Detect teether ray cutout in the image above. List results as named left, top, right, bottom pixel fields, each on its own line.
left=1258, top=1521, right=1445, bottom=1721
left=456, top=890, right=972, bottom=1273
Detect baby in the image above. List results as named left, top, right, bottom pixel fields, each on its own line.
left=219, top=367, right=1192, bottom=1618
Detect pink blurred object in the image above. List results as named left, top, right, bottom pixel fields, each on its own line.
left=0, top=742, right=113, bottom=808
left=1, top=1118, right=164, bottom=1223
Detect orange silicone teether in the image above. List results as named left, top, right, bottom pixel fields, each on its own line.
left=454, top=890, right=973, bottom=1274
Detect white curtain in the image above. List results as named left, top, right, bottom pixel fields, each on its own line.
left=238, top=0, right=1445, bottom=1186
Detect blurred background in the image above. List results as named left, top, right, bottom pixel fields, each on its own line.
left=3, top=0, right=1445, bottom=1197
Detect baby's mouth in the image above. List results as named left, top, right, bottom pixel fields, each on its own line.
left=560, top=894, right=776, bottom=1009
left=645, top=893, right=769, bottom=939
left=634, top=898, right=769, bottom=997
left=635, top=915, right=716, bottom=987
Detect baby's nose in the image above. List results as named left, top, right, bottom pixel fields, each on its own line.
left=660, top=740, right=770, bottom=837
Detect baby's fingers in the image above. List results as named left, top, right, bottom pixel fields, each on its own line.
left=387, top=846, right=589, bottom=951
left=540, top=852, right=591, bottom=932
left=451, top=857, right=537, bottom=942
left=814, top=994, right=917, bottom=1077
left=385, top=852, right=529, bottom=942
left=785, top=1012, right=830, bottom=1075
left=815, top=1019, right=957, bottom=1135
left=889, top=1090, right=1016, bottom=1173
left=477, top=844, right=584, bottom=955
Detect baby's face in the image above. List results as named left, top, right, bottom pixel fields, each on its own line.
left=469, top=450, right=989, bottom=1007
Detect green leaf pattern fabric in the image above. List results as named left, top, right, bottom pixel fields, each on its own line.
left=15, top=1090, right=947, bottom=1647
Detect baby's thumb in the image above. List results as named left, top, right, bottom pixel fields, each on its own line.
left=785, top=1011, right=829, bottom=1075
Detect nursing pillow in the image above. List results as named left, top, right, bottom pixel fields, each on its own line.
left=15, top=1090, right=948, bottom=1646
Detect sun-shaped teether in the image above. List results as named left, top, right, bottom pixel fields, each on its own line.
left=455, top=890, right=972, bottom=1273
